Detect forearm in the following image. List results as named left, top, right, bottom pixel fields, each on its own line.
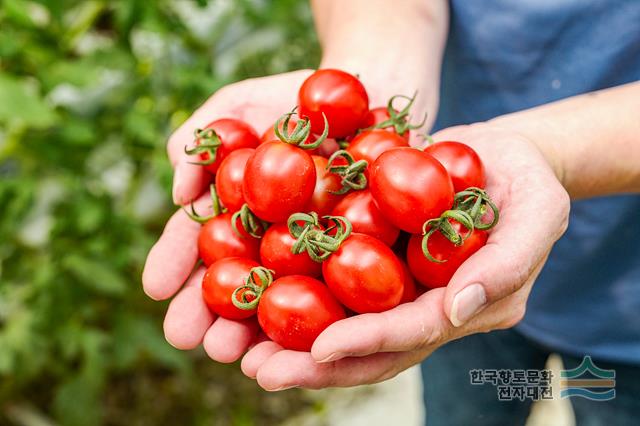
left=312, top=0, right=448, bottom=127
left=490, top=81, right=640, bottom=198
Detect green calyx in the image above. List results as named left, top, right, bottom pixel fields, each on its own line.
left=371, top=91, right=427, bottom=135
left=231, top=266, right=274, bottom=310
left=183, top=183, right=225, bottom=224
left=184, top=127, right=222, bottom=165
left=454, top=187, right=500, bottom=230
left=274, top=108, right=329, bottom=150
left=287, top=212, right=352, bottom=263
left=326, top=150, right=368, bottom=194
left=231, top=203, right=269, bottom=239
left=421, top=209, right=475, bottom=263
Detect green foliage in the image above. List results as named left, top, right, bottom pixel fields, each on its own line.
left=0, top=0, right=321, bottom=424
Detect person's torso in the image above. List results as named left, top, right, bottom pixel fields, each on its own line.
left=436, top=0, right=640, bottom=364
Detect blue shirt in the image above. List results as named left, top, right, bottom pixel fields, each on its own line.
left=435, top=0, right=640, bottom=364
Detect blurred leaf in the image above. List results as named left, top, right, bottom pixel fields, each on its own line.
left=0, top=74, right=57, bottom=128
left=62, top=255, right=127, bottom=296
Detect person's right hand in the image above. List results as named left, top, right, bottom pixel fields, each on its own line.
left=142, top=70, right=315, bottom=362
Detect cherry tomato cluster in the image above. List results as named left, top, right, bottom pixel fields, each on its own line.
left=184, top=69, right=499, bottom=352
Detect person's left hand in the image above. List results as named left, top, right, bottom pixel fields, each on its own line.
left=241, top=122, right=571, bottom=391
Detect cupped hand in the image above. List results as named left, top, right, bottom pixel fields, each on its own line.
left=242, top=122, right=571, bottom=390
left=143, top=70, right=313, bottom=361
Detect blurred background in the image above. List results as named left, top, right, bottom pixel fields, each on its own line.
left=0, top=0, right=328, bottom=424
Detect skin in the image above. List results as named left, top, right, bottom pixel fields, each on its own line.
left=143, top=0, right=640, bottom=390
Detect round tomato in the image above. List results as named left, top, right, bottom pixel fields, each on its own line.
left=190, top=118, right=259, bottom=174
left=198, top=212, right=260, bottom=266
left=215, top=148, right=254, bottom=212
left=364, top=107, right=409, bottom=140
left=347, top=130, right=408, bottom=175
left=424, top=141, right=486, bottom=192
left=298, top=69, right=369, bottom=138
left=330, top=189, right=399, bottom=246
left=399, top=259, right=418, bottom=304
left=305, top=155, right=344, bottom=216
left=322, top=233, right=404, bottom=313
left=260, top=223, right=322, bottom=278
left=369, top=148, right=454, bottom=234
left=258, top=275, right=346, bottom=351
left=243, top=141, right=316, bottom=223
left=202, top=257, right=260, bottom=319
left=406, top=223, right=488, bottom=289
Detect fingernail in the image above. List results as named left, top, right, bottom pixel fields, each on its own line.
left=317, top=352, right=343, bottom=363
left=172, top=163, right=184, bottom=205
left=270, top=385, right=298, bottom=391
left=450, top=283, right=487, bottom=327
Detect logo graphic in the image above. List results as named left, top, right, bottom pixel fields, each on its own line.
left=560, top=356, right=616, bottom=401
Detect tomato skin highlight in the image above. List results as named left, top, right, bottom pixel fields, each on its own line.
left=330, top=189, right=399, bottom=246
left=322, top=233, right=404, bottom=314
left=347, top=129, right=409, bottom=176
left=215, top=148, right=254, bottom=212
left=260, top=223, right=322, bottom=278
left=197, top=213, right=260, bottom=266
left=306, top=156, right=344, bottom=216
left=243, top=141, right=317, bottom=223
left=406, top=223, right=488, bottom=289
left=196, top=118, right=260, bottom=174
left=424, top=141, right=486, bottom=192
left=202, top=257, right=260, bottom=319
left=298, top=69, right=369, bottom=138
left=370, top=147, right=455, bottom=234
left=258, top=275, right=346, bottom=351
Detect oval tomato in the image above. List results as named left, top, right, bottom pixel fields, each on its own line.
left=406, top=223, right=488, bottom=289
left=215, top=147, right=254, bottom=212
left=260, top=223, right=322, bottom=278
left=258, top=275, right=346, bottom=351
left=330, top=189, right=399, bottom=246
left=424, top=141, right=486, bottom=192
left=243, top=141, right=316, bottom=223
left=202, top=257, right=260, bottom=319
left=322, top=233, right=404, bottom=313
left=192, top=118, right=259, bottom=174
left=198, top=212, right=260, bottom=266
left=369, top=148, right=454, bottom=234
left=347, top=129, right=408, bottom=175
left=306, top=155, right=344, bottom=216
left=298, top=69, right=369, bottom=138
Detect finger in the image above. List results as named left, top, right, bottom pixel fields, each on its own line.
left=163, top=267, right=214, bottom=350
left=203, top=317, right=259, bottom=364
left=311, top=289, right=451, bottom=362
left=241, top=339, right=283, bottom=379
left=256, top=349, right=424, bottom=391
left=444, top=175, right=569, bottom=326
left=142, top=193, right=211, bottom=300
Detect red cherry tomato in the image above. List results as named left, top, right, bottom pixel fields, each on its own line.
left=424, top=141, right=486, bottom=192
left=258, top=275, right=346, bottom=351
left=399, top=259, right=418, bottom=304
left=306, top=155, right=344, bottom=216
left=330, top=189, right=399, bottom=246
left=194, top=118, right=259, bottom=174
left=298, top=69, right=369, bottom=138
left=243, top=141, right=316, bottom=223
left=370, top=148, right=454, bottom=234
left=322, top=233, right=404, bottom=313
left=406, top=222, right=488, bottom=289
left=260, top=223, right=322, bottom=278
left=364, top=107, right=410, bottom=140
left=261, top=119, right=340, bottom=158
left=347, top=130, right=408, bottom=175
left=215, top=148, right=254, bottom=212
left=198, top=213, right=260, bottom=266
left=202, top=257, right=260, bottom=319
